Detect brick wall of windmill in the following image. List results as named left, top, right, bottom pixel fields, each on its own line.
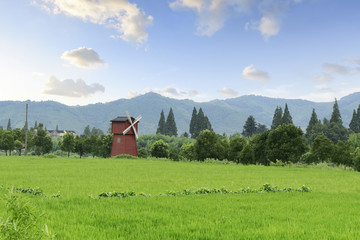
left=110, top=120, right=138, bottom=157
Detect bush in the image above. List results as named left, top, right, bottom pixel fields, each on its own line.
left=114, top=154, right=138, bottom=159
left=353, top=154, right=360, bottom=172
left=168, top=147, right=179, bottom=161
left=137, top=148, right=148, bottom=158
left=150, top=140, right=168, bottom=158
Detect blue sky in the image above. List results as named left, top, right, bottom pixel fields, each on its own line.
left=0, top=0, right=359, bottom=106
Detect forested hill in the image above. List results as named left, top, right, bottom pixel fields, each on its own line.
left=0, top=92, right=359, bottom=135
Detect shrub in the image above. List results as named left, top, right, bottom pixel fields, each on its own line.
left=114, top=154, right=138, bottom=159
left=137, top=148, right=148, bottom=158
left=150, top=140, right=168, bottom=158
left=43, top=153, right=57, bottom=159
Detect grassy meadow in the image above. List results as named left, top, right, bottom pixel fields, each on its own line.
left=0, top=156, right=360, bottom=239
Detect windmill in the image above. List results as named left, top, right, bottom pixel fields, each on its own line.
left=110, top=111, right=142, bottom=157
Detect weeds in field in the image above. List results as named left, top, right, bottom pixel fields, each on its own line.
left=93, top=184, right=311, bottom=199
left=9, top=186, right=62, bottom=199
left=0, top=188, right=55, bottom=239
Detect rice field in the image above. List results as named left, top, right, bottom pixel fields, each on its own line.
left=0, top=156, right=360, bottom=239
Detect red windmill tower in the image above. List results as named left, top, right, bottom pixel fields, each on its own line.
left=110, top=111, right=142, bottom=157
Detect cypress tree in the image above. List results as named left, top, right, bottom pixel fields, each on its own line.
left=330, top=99, right=343, bottom=125
left=156, top=110, right=166, bottom=134
left=306, top=109, right=319, bottom=135
left=189, top=107, right=198, bottom=138
left=7, top=119, right=11, bottom=130
left=164, top=108, right=177, bottom=137
left=282, top=104, right=293, bottom=125
left=349, top=110, right=358, bottom=133
left=271, top=106, right=283, bottom=129
left=242, top=115, right=257, bottom=137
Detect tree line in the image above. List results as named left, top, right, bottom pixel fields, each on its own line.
left=139, top=100, right=360, bottom=171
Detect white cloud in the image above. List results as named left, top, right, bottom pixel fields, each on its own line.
left=218, top=88, right=238, bottom=98
left=258, top=16, right=280, bottom=39
left=144, top=87, right=199, bottom=99
left=127, top=91, right=140, bottom=99
left=33, top=0, right=153, bottom=43
left=314, top=73, right=333, bottom=82
left=322, top=63, right=350, bottom=75
left=242, top=64, right=269, bottom=82
left=170, top=0, right=301, bottom=38
left=61, top=47, right=106, bottom=69
left=170, top=0, right=255, bottom=36
left=43, top=76, right=105, bottom=97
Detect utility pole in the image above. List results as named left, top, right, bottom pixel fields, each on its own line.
left=24, top=104, right=28, bottom=156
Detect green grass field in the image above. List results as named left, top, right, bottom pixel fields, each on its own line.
left=1, top=156, right=360, bottom=239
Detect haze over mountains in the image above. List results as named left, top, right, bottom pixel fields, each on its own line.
left=1, top=92, right=359, bottom=135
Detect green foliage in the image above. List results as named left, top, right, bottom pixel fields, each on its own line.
left=332, top=140, right=352, bottom=166
left=349, top=104, right=360, bottom=133
left=228, top=135, right=247, bottom=162
left=137, top=148, right=148, bottom=158
left=0, top=189, right=55, bottom=239
left=267, top=124, right=307, bottom=163
left=60, top=132, right=75, bottom=157
left=164, top=108, right=177, bottom=137
left=96, top=134, right=113, bottom=158
left=74, top=136, right=85, bottom=158
left=323, top=121, right=350, bottom=144
left=6, top=119, right=11, bottom=131
left=179, top=143, right=196, bottom=161
left=189, top=107, right=212, bottom=138
left=168, top=147, right=179, bottom=161
left=238, top=144, right=255, bottom=165
left=309, top=134, right=334, bottom=163
left=330, top=99, right=343, bottom=125
left=33, top=124, right=52, bottom=156
left=271, top=106, right=283, bottom=129
left=150, top=139, right=168, bottom=158
left=242, top=115, right=257, bottom=137
left=250, top=130, right=270, bottom=165
left=194, top=130, right=220, bottom=161
left=282, top=104, right=293, bottom=125
left=83, top=125, right=91, bottom=137
left=156, top=110, right=166, bottom=135
left=137, top=134, right=194, bottom=154
left=1, top=130, right=14, bottom=156
left=113, top=154, right=138, bottom=159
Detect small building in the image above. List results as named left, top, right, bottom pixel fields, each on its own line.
left=110, top=116, right=138, bottom=157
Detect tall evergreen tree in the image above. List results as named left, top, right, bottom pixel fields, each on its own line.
left=282, top=104, right=293, bottom=125
left=56, top=124, right=59, bottom=132
left=242, top=115, right=257, bottom=137
left=306, top=109, right=319, bottom=136
left=164, top=108, right=177, bottom=137
left=271, top=106, right=283, bottom=129
left=330, top=99, right=343, bottom=125
left=349, top=104, right=360, bottom=133
left=7, top=119, right=11, bottom=130
left=189, top=107, right=198, bottom=138
left=83, top=125, right=91, bottom=136
left=156, top=110, right=166, bottom=134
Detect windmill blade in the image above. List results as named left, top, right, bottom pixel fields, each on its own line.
left=123, top=125, right=132, bottom=135
left=126, top=111, right=132, bottom=123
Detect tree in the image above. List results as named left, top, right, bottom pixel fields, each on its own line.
left=330, top=99, right=342, bottom=125
left=250, top=130, right=270, bottom=165
left=83, top=125, right=91, bottom=136
left=74, top=136, right=86, bottom=158
left=180, top=143, right=196, bottom=160
left=2, top=130, right=14, bottom=156
left=189, top=107, right=198, bottom=138
left=267, top=124, right=307, bottom=163
left=14, top=140, right=23, bottom=156
left=33, top=123, right=52, bottom=155
left=56, top=125, right=59, bottom=132
left=228, top=135, right=247, bottom=163
left=60, top=133, right=75, bottom=157
left=255, top=123, right=268, bottom=134
left=332, top=140, right=352, bottom=166
left=96, top=133, right=113, bottom=158
left=238, top=144, right=255, bottom=165
left=91, top=127, right=104, bottom=136
left=156, top=110, right=166, bottom=134
left=306, top=109, right=320, bottom=136
left=150, top=139, right=168, bottom=158
left=7, top=119, right=11, bottom=131
left=309, top=134, right=334, bottom=163
left=271, top=106, right=283, bottom=129
left=194, top=130, right=219, bottom=161
left=282, top=104, right=293, bottom=125
left=164, top=108, right=177, bottom=137
left=323, top=121, right=349, bottom=144
left=349, top=105, right=360, bottom=133
left=242, top=115, right=257, bottom=137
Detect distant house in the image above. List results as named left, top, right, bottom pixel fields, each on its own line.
left=47, top=130, right=78, bottom=138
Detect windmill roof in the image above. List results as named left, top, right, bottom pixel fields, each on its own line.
left=111, top=116, right=134, bottom=122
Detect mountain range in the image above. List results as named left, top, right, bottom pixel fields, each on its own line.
left=1, top=92, right=359, bottom=135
